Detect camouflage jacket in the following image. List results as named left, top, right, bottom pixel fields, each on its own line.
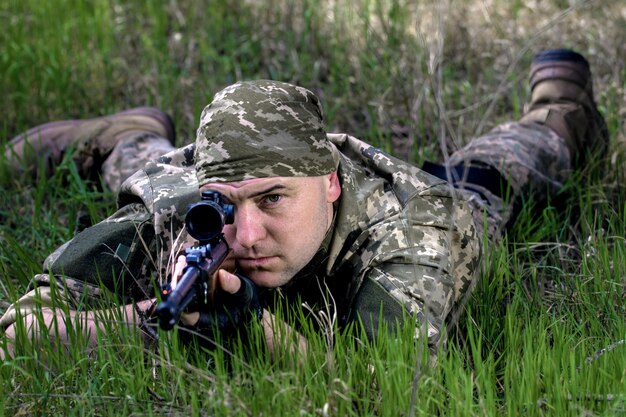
left=40, top=134, right=480, bottom=348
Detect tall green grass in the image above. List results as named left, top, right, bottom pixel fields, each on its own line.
left=1, top=0, right=625, bottom=415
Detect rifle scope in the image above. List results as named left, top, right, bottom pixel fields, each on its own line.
left=185, top=191, right=235, bottom=242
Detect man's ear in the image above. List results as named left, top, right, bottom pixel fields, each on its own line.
left=326, top=172, right=341, bottom=203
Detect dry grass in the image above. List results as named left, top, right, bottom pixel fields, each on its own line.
left=236, top=0, right=625, bottom=159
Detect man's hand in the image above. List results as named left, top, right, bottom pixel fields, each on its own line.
left=171, top=255, right=261, bottom=342
left=179, top=269, right=245, bottom=326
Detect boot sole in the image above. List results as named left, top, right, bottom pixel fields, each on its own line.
left=530, top=49, right=592, bottom=91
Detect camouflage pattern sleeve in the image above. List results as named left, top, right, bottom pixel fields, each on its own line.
left=327, top=134, right=481, bottom=351
left=350, top=186, right=481, bottom=351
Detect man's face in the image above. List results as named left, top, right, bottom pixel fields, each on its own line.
left=199, top=173, right=341, bottom=288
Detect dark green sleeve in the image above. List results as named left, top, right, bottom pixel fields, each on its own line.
left=43, top=202, right=156, bottom=303
left=350, top=274, right=406, bottom=340
left=350, top=262, right=446, bottom=351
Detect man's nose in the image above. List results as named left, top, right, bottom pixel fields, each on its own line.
left=234, top=206, right=266, bottom=249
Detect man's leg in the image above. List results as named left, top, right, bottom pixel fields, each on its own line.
left=101, top=132, right=176, bottom=192
left=436, top=49, right=608, bottom=243
left=4, top=107, right=178, bottom=192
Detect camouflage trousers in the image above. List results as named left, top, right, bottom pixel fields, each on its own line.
left=102, top=132, right=176, bottom=193
left=447, top=121, right=570, bottom=244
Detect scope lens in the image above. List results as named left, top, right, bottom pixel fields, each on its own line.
left=185, top=202, right=225, bottom=241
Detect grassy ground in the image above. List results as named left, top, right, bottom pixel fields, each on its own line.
left=1, top=0, right=625, bottom=415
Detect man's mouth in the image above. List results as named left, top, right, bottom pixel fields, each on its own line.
left=237, top=256, right=277, bottom=268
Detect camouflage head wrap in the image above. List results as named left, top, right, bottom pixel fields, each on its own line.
left=195, top=80, right=339, bottom=186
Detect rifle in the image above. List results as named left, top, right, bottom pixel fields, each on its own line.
left=155, top=190, right=234, bottom=331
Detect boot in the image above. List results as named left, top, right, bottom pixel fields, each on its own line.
left=4, top=107, right=176, bottom=180
left=520, top=49, right=608, bottom=167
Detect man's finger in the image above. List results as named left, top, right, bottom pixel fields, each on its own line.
left=217, top=269, right=242, bottom=294
left=171, top=255, right=187, bottom=289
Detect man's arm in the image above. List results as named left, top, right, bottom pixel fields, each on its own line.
left=1, top=298, right=156, bottom=360
left=350, top=190, right=481, bottom=352
left=1, top=201, right=158, bottom=358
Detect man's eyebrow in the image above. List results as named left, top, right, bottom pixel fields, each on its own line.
left=249, top=184, right=288, bottom=198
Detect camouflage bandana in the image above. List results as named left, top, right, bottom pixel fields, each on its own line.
left=195, top=80, right=339, bottom=186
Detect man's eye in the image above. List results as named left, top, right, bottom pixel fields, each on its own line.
left=264, top=194, right=281, bottom=204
